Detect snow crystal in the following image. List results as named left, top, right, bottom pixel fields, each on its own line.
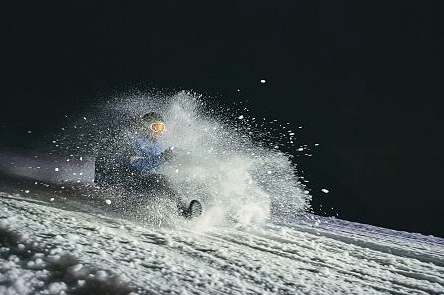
left=319, top=267, right=330, bottom=276
left=54, top=168, right=59, bottom=172
left=95, top=270, right=108, bottom=280
left=24, top=190, right=29, bottom=194
left=321, top=189, right=329, bottom=193
left=260, top=79, right=266, bottom=83
left=105, top=199, right=112, bottom=205
left=70, top=264, right=84, bottom=273
left=48, top=282, right=67, bottom=294
left=26, top=260, right=35, bottom=268
left=238, top=115, right=244, bottom=120
left=34, top=258, right=44, bottom=268
left=77, top=280, right=85, bottom=287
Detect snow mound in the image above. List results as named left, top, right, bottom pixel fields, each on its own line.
left=0, top=221, right=137, bottom=295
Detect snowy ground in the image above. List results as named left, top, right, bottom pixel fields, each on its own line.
left=1, top=184, right=444, bottom=294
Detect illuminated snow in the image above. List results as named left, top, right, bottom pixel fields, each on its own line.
left=0, top=193, right=443, bottom=295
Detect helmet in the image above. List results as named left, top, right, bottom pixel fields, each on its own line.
left=142, top=112, right=164, bottom=122
left=141, top=112, right=166, bottom=139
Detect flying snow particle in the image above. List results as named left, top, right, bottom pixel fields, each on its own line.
left=24, top=190, right=29, bottom=194
left=315, top=143, right=320, bottom=146
left=54, top=168, right=59, bottom=171
left=238, top=115, right=244, bottom=120
left=105, top=199, right=112, bottom=205
left=27, top=130, right=32, bottom=134
left=50, top=198, right=54, bottom=202
left=260, top=79, right=266, bottom=84
left=322, top=189, right=330, bottom=193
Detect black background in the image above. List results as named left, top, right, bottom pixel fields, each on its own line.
left=1, top=1, right=443, bottom=237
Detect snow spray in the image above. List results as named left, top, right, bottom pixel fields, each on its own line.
left=55, top=91, right=311, bottom=227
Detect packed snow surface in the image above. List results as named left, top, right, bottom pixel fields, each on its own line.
left=1, top=191, right=443, bottom=295
left=1, top=93, right=443, bottom=294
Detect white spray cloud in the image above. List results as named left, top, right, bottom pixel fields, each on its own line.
left=51, top=91, right=310, bottom=227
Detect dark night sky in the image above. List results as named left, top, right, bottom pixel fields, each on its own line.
left=1, top=1, right=443, bottom=236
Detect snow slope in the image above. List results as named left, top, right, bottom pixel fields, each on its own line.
left=1, top=189, right=443, bottom=295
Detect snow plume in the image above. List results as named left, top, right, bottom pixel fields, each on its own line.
left=55, top=91, right=310, bottom=227
left=158, top=93, right=309, bottom=227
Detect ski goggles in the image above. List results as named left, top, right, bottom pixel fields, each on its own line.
left=148, top=122, right=166, bottom=133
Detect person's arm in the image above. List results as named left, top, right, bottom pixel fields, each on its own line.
left=129, top=138, right=171, bottom=172
left=129, top=155, right=162, bottom=172
left=159, top=147, right=175, bottom=162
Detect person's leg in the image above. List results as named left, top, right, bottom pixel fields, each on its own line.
left=135, top=174, right=187, bottom=214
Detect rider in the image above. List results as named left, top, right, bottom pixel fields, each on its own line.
left=94, top=112, right=202, bottom=218
left=129, top=112, right=174, bottom=174
left=130, top=112, right=202, bottom=218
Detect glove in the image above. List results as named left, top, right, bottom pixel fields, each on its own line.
left=160, top=147, right=175, bottom=163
